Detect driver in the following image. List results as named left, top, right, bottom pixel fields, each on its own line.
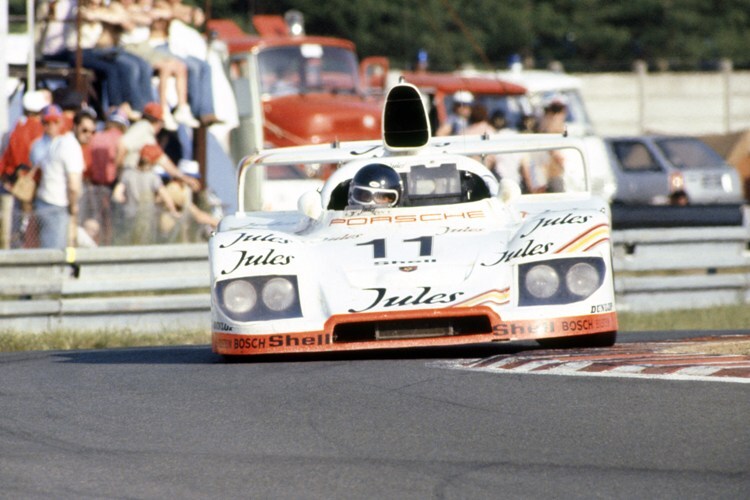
left=347, top=163, right=402, bottom=209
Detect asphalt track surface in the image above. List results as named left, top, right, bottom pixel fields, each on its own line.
left=1, top=331, right=748, bottom=499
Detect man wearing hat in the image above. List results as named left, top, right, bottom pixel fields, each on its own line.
left=436, top=90, right=474, bottom=136
left=116, top=102, right=201, bottom=191
left=34, top=109, right=97, bottom=249
left=0, top=90, right=50, bottom=193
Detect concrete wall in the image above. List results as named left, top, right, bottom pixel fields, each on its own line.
left=578, top=69, right=750, bottom=136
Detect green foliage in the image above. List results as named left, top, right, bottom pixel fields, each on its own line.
left=10, top=1, right=750, bottom=69
left=204, top=0, right=750, bottom=71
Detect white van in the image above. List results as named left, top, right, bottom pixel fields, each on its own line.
left=458, top=66, right=617, bottom=203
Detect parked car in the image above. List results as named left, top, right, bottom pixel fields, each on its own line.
left=604, top=135, right=744, bottom=205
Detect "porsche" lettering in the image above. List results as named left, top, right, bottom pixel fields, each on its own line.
left=330, top=211, right=485, bottom=226
left=349, top=286, right=464, bottom=313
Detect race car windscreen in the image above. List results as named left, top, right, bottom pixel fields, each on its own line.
left=403, top=164, right=463, bottom=206
left=258, top=45, right=359, bottom=96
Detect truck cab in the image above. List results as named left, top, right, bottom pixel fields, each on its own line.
left=208, top=14, right=383, bottom=156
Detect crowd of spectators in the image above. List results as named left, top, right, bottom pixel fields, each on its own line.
left=437, top=90, right=581, bottom=195
left=0, top=88, right=219, bottom=250
left=0, top=0, right=223, bottom=249
left=36, top=0, right=218, bottom=130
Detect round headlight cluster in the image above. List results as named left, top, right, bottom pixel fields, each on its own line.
left=219, top=277, right=298, bottom=320
left=566, top=262, right=600, bottom=297
left=222, top=280, right=257, bottom=315
left=525, top=264, right=560, bottom=299
left=522, top=259, right=604, bottom=304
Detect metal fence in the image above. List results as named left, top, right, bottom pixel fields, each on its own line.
left=0, top=244, right=210, bottom=333
left=0, top=189, right=219, bottom=250
left=2, top=226, right=750, bottom=334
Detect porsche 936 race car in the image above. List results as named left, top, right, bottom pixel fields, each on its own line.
left=210, top=83, right=618, bottom=356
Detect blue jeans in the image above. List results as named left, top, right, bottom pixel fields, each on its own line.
left=34, top=199, right=70, bottom=249
left=49, top=49, right=154, bottom=113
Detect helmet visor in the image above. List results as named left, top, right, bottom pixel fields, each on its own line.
left=350, top=186, right=399, bottom=207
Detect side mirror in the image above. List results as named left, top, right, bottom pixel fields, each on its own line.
left=298, top=189, right=323, bottom=220
left=498, top=178, right=522, bottom=203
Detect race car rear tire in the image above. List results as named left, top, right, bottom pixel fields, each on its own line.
left=537, top=331, right=617, bottom=349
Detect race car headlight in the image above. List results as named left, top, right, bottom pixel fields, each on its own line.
left=519, top=257, right=606, bottom=306
left=262, top=277, right=296, bottom=311
left=566, top=262, right=601, bottom=297
left=215, top=275, right=302, bottom=321
left=524, top=264, right=560, bottom=299
left=222, top=280, right=257, bottom=315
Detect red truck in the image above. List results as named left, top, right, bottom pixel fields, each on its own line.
left=207, top=13, right=383, bottom=156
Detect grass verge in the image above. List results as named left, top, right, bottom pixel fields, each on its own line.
left=0, top=305, right=749, bottom=353
left=0, top=329, right=211, bottom=353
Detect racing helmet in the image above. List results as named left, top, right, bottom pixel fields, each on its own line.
left=348, top=163, right=402, bottom=208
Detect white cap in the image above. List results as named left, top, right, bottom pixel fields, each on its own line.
left=22, top=90, right=50, bottom=113
left=178, top=159, right=201, bottom=178
left=453, top=90, right=474, bottom=105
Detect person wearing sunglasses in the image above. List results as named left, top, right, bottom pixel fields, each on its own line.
left=347, top=163, right=402, bottom=209
left=34, top=110, right=97, bottom=249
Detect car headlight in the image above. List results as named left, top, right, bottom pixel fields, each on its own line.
left=525, top=264, right=560, bottom=299
left=262, top=277, right=296, bottom=311
left=566, top=262, right=600, bottom=297
left=215, top=275, right=302, bottom=321
left=222, top=280, right=257, bottom=315
left=519, top=258, right=605, bottom=306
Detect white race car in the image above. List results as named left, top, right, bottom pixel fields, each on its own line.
left=210, top=83, right=618, bottom=357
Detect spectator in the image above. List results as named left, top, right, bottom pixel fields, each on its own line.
left=148, top=0, right=220, bottom=126
left=159, top=159, right=218, bottom=242
left=1, top=90, right=49, bottom=193
left=464, top=103, right=496, bottom=136
left=29, top=105, right=66, bottom=178
left=116, top=0, right=200, bottom=131
left=38, top=0, right=154, bottom=119
left=536, top=96, right=585, bottom=193
left=34, top=109, right=97, bottom=249
left=489, top=110, right=532, bottom=192
left=116, top=102, right=201, bottom=191
left=1, top=91, right=51, bottom=248
left=83, top=110, right=131, bottom=245
left=436, top=91, right=474, bottom=136
left=112, top=143, right=179, bottom=244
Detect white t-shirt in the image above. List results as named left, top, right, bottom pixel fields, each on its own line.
left=36, top=132, right=85, bottom=207
left=120, top=120, right=157, bottom=170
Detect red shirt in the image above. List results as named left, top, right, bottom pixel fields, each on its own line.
left=88, top=127, right=124, bottom=185
left=0, top=116, right=44, bottom=177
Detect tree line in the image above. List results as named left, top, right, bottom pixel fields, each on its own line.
left=12, top=0, right=750, bottom=72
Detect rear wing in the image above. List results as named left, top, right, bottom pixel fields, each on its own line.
left=236, top=133, right=592, bottom=212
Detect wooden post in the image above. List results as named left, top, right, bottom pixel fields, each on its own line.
left=0, top=194, right=13, bottom=250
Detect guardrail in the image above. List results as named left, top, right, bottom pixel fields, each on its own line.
left=0, top=244, right=210, bottom=334
left=612, top=226, right=750, bottom=312
left=1, top=227, right=749, bottom=333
